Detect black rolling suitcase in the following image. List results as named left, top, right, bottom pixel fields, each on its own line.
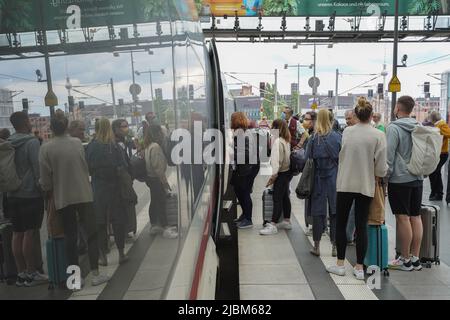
left=0, top=221, right=17, bottom=285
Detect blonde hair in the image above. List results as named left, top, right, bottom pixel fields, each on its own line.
left=316, top=109, right=332, bottom=136
left=96, top=118, right=114, bottom=144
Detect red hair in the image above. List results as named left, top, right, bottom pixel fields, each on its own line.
left=231, top=112, right=249, bottom=130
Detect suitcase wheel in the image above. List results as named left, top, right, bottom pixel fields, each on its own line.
left=383, top=269, right=390, bottom=277
left=426, top=262, right=432, bottom=269
left=436, top=258, right=440, bottom=266
left=48, top=283, right=55, bottom=290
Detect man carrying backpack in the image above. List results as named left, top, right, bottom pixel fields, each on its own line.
left=6, top=112, right=48, bottom=286
left=281, top=107, right=308, bottom=150
left=386, top=96, right=428, bottom=271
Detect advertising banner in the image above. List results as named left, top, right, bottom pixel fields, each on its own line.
left=199, top=0, right=450, bottom=17
left=1, top=0, right=449, bottom=35
left=0, top=0, right=191, bottom=34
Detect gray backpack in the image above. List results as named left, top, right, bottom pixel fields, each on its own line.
left=0, top=140, right=22, bottom=192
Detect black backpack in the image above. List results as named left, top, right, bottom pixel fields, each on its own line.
left=290, top=148, right=307, bottom=176
left=130, top=153, right=148, bottom=182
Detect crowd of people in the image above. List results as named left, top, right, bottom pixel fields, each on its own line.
left=1, top=93, right=447, bottom=288
left=0, top=110, right=174, bottom=289
left=231, top=96, right=447, bottom=279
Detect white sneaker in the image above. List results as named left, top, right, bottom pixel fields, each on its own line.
left=389, top=257, right=414, bottom=271
left=326, top=265, right=346, bottom=276
left=277, top=220, right=292, bottom=230
left=259, top=223, right=278, bottom=235
left=306, top=228, right=313, bottom=237
left=163, top=227, right=178, bottom=239
left=149, top=225, right=164, bottom=235
left=353, top=267, right=365, bottom=280
left=24, top=271, right=48, bottom=287
left=91, top=274, right=111, bottom=286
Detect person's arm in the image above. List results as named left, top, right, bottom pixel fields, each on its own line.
left=438, top=122, right=450, bottom=138
left=150, top=145, right=170, bottom=190
left=267, top=138, right=280, bottom=186
left=374, top=133, right=388, bottom=178
left=28, top=139, right=41, bottom=191
left=385, top=125, right=399, bottom=178
left=38, top=146, right=52, bottom=193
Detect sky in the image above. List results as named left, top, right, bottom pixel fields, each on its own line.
left=1, top=16, right=450, bottom=117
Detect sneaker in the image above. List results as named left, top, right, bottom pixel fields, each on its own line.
left=91, top=274, right=110, bottom=286
left=259, top=223, right=278, bottom=236
left=277, top=220, right=292, bottom=230
left=163, top=226, right=178, bottom=239
left=306, top=228, right=313, bottom=237
left=237, top=219, right=253, bottom=229
left=24, top=271, right=48, bottom=287
left=233, top=214, right=245, bottom=223
left=389, top=257, right=414, bottom=271
left=16, top=272, right=28, bottom=287
left=326, top=265, right=346, bottom=276
left=149, top=225, right=164, bottom=235
left=411, top=256, right=423, bottom=271
left=347, top=241, right=356, bottom=246
left=353, top=267, right=365, bottom=280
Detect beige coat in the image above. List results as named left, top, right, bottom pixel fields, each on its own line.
left=144, top=142, right=168, bottom=181
left=336, top=123, right=388, bottom=198
left=39, top=135, right=93, bottom=211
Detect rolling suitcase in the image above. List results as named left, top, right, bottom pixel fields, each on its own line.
left=262, top=188, right=274, bottom=225
left=0, top=221, right=17, bottom=284
left=419, top=204, right=440, bottom=267
left=364, top=224, right=389, bottom=276
left=395, top=204, right=440, bottom=267
left=46, top=237, right=68, bottom=289
left=166, top=192, right=178, bottom=227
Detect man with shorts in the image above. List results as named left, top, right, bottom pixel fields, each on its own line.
left=386, top=96, right=423, bottom=271
left=7, top=112, right=48, bottom=286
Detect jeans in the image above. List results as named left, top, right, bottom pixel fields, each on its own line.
left=430, top=153, right=448, bottom=198
left=147, top=177, right=168, bottom=227
left=313, top=214, right=336, bottom=243
left=336, top=192, right=372, bottom=265
left=59, top=203, right=99, bottom=271
left=233, top=174, right=254, bottom=222
left=271, top=171, right=293, bottom=223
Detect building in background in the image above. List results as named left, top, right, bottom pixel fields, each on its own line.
left=0, top=88, right=14, bottom=132
left=413, top=97, right=441, bottom=123
left=29, top=113, right=51, bottom=141
left=234, top=96, right=262, bottom=121
left=441, top=71, right=450, bottom=123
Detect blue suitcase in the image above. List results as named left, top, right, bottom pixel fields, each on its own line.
left=46, top=238, right=68, bottom=289
left=364, top=224, right=389, bottom=276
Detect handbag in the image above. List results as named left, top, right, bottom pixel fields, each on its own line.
left=368, top=181, right=385, bottom=225
left=296, top=136, right=315, bottom=199
left=117, top=166, right=138, bottom=205
left=46, top=194, right=64, bottom=239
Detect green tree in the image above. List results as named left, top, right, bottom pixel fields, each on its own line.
left=262, top=83, right=286, bottom=120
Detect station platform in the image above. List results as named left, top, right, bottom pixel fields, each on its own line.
left=238, top=163, right=450, bottom=300
left=1, top=165, right=449, bottom=300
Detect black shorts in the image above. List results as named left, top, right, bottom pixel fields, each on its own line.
left=7, top=197, right=44, bottom=233
left=388, top=182, right=423, bottom=217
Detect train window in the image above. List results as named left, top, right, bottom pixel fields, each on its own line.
left=0, top=0, right=216, bottom=301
